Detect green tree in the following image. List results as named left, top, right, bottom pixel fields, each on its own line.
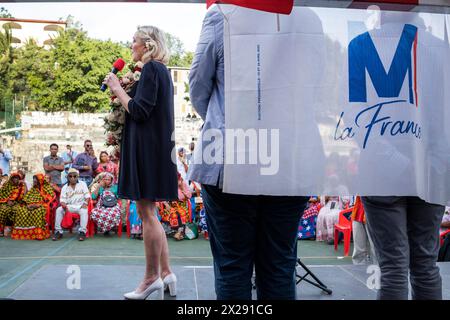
left=0, top=27, right=13, bottom=108
left=0, top=7, right=12, bottom=18
left=10, top=39, right=54, bottom=111
left=12, top=21, right=131, bottom=113
left=181, top=51, right=194, bottom=68
left=7, top=18, right=193, bottom=113
left=165, top=32, right=193, bottom=68
left=51, top=27, right=131, bottom=112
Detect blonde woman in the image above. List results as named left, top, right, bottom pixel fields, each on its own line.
left=103, top=26, right=178, bottom=300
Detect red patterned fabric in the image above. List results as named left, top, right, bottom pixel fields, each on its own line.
left=302, top=203, right=321, bottom=220
left=90, top=190, right=121, bottom=233
left=11, top=227, right=49, bottom=240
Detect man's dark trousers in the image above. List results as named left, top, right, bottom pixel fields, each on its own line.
left=202, top=184, right=309, bottom=300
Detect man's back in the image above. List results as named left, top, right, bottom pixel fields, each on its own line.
left=188, top=7, right=225, bottom=187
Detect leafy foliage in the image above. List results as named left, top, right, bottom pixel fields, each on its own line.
left=165, top=32, right=194, bottom=68
left=0, top=27, right=13, bottom=107
left=0, top=7, right=12, bottom=18
left=1, top=17, right=194, bottom=113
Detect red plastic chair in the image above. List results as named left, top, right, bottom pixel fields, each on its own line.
left=73, top=213, right=93, bottom=237
left=65, top=212, right=94, bottom=237
left=45, top=195, right=57, bottom=235
left=88, top=199, right=123, bottom=237
left=334, top=207, right=354, bottom=256
left=440, top=229, right=450, bottom=246
left=63, top=202, right=94, bottom=238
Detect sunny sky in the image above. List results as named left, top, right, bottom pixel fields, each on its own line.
left=1, top=2, right=208, bottom=52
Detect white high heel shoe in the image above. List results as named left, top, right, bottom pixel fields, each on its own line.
left=124, top=278, right=164, bottom=300
left=163, top=273, right=177, bottom=297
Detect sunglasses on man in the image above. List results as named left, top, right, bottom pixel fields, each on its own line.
left=68, top=175, right=78, bottom=178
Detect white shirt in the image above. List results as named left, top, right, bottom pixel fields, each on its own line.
left=60, top=181, right=90, bottom=206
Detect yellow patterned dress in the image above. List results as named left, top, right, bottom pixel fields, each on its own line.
left=0, top=173, right=26, bottom=231
left=11, top=174, right=55, bottom=240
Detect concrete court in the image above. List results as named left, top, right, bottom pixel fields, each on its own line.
left=1, top=234, right=448, bottom=300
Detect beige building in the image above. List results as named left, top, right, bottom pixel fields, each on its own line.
left=169, top=67, right=203, bottom=150
left=0, top=17, right=66, bottom=47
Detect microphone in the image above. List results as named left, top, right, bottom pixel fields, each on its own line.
left=101, top=58, right=126, bottom=92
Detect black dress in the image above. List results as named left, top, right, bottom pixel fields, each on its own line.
left=118, top=60, right=178, bottom=201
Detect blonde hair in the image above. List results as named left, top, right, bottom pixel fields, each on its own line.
left=135, top=26, right=170, bottom=65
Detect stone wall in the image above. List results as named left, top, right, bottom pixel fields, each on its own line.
left=2, top=110, right=202, bottom=176
left=3, top=111, right=109, bottom=175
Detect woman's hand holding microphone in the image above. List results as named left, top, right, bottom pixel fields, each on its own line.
left=103, top=73, right=121, bottom=95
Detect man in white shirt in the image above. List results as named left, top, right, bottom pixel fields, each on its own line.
left=53, top=168, right=90, bottom=241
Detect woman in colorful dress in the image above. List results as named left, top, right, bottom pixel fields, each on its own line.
left=128, top=200, right=143, bottom=239
left=160, top=173, right=192, bottom=240
left=95, top=151, right=119, bottom=184
left=45, top=173, right=61, bottom=227
left=45, top=173, right=61, bottom=196
left=17, top=169, right=30, bottom=193
left=90, top=172, right=121, bottom=235
left=0, top=172, right=26, bottom=237
left=11, top=173, right=55, bottom=240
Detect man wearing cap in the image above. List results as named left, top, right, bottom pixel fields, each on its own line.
left=61, top=144, right=78, bottom=185
left=177, top=147, right=188, bottom=181
left=53, top=168, right=91, bottom=241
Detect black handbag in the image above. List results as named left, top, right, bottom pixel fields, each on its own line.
left=101, top=193, right=118, bottom=208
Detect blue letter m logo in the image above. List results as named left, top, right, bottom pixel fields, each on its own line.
left=349, top=24, right=418, bottom=105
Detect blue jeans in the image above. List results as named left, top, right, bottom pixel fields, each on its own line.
left=202, top=184, right=309, bottom=300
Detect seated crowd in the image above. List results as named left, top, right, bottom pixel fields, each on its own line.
left=1, top=141, right=449, bottom=265
left=0, top=141, right=204, bottom=242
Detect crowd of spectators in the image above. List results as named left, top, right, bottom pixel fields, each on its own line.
left=0, top=140, right=448, bottom=268
left=0, top=140, right=204, bottom=242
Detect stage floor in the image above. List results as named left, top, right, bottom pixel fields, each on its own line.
left=7, top=263, right=450, bottom=300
